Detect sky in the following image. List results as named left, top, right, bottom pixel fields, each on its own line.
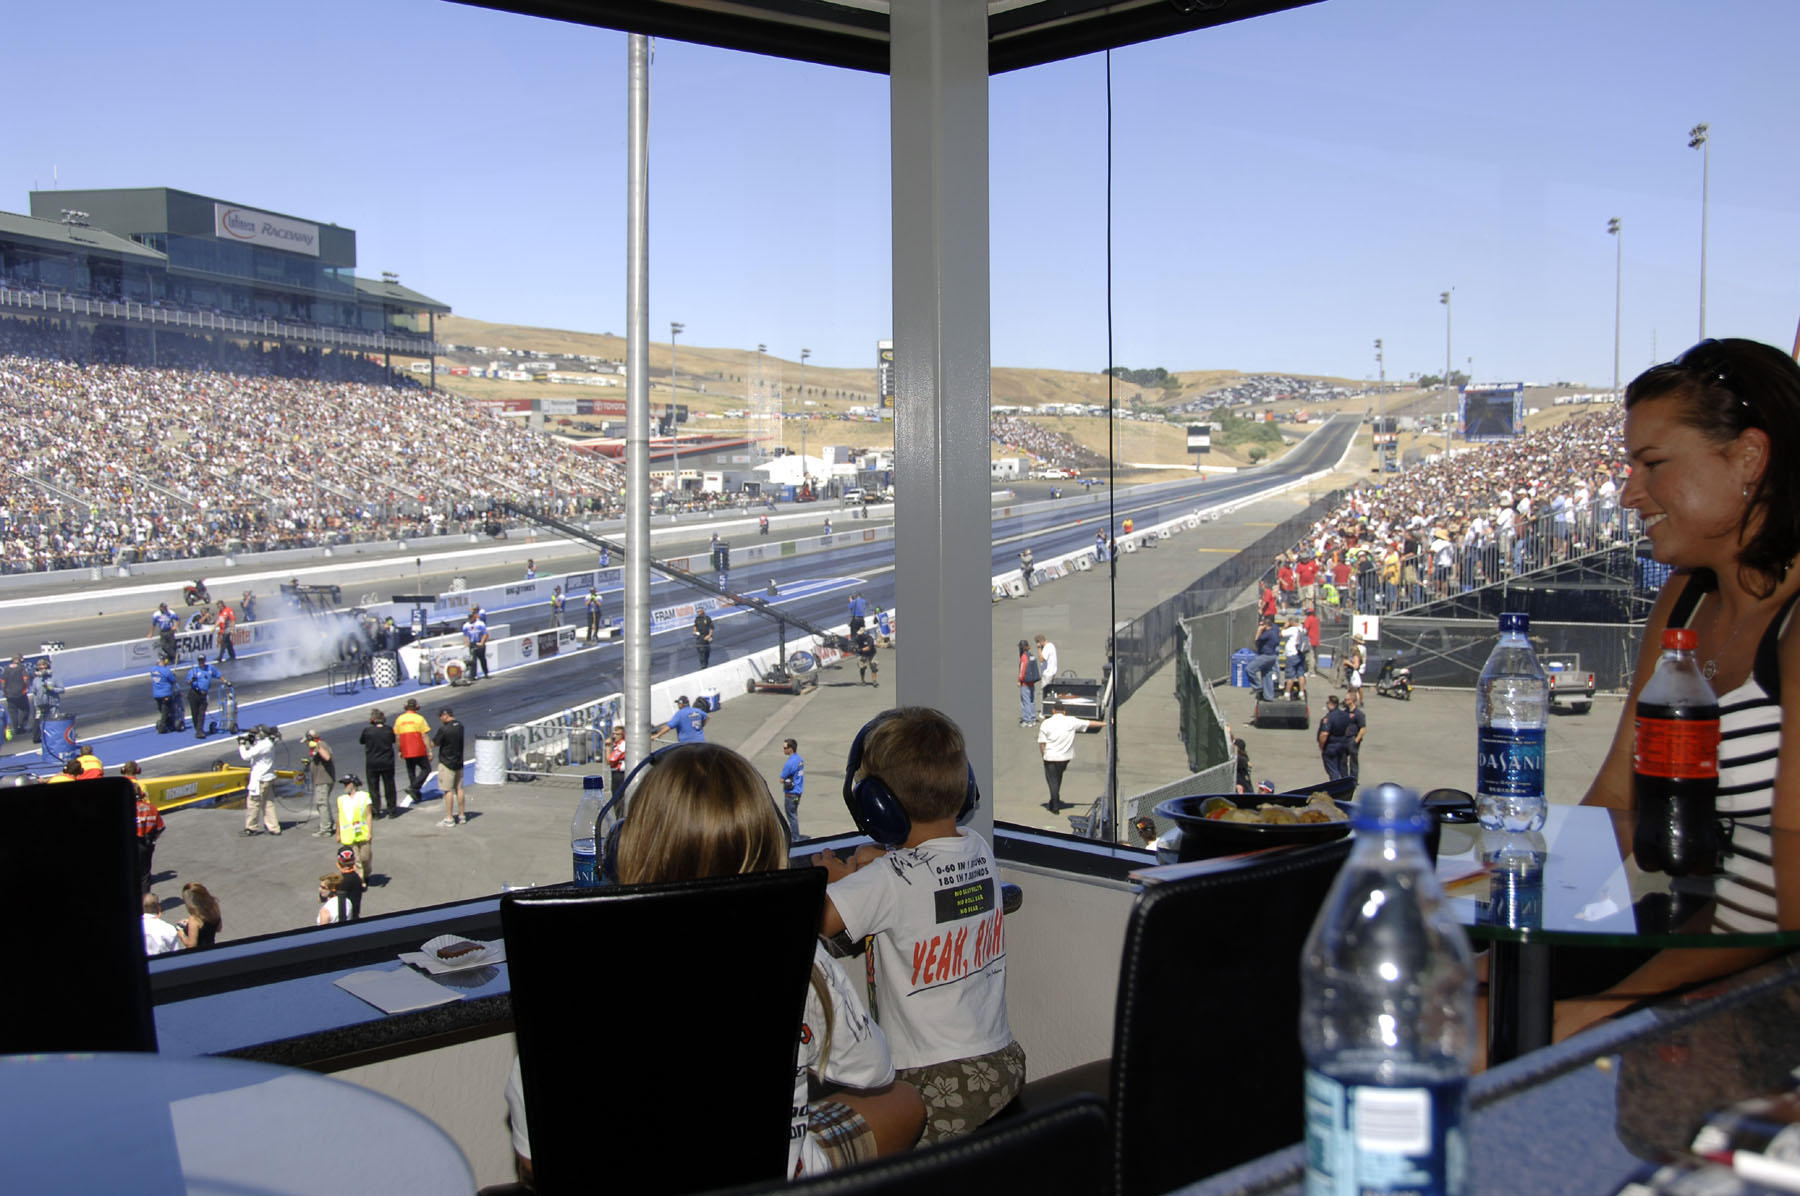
left=8, top=0, right=1798, bottom=385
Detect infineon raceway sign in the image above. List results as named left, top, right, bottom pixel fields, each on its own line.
left=213, top=204, right=320, bottom=257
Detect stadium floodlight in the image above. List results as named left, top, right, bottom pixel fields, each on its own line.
left=1687, top=123, right=1709, bottom=339
left=1439, top=291, right=1453, bottom=451
left=799, top=348, right=811, bottom=485
left=670, top=321, right=685, bottom=500
left=1607, top=218, right=1622, bottom=399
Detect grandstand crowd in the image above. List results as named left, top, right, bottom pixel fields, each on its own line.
left=1270, top=409, right=1632, bottom=615
left=0, top=321, right=622, bottom=573
left=990, top=414, right=1107, bottom=471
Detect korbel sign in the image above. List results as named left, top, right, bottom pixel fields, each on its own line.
left=213, top=203, right=320, bottom=257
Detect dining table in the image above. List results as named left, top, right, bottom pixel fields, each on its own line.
left=1436, top=802, right=1800, bottom=1065
left=0, top=1051, right=476, bottom=1194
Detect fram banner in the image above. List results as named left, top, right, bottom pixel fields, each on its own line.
left=650, top=595, right=732, bottom=634
left=213, top=203, right=320, bottom=257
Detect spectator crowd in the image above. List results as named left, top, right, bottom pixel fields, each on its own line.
left=1269, top=409, right=1633, bottom=616
left=0, top=331, right=624, bottom=573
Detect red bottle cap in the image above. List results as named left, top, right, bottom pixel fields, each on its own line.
left=1663, top=627, right=1698, bottom=651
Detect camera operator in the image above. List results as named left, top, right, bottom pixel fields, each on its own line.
left=239, top=725, right=281, bottom=837
left=28, top=660, right=62, bottom=745
left=304, top=729, right=336, bottom=837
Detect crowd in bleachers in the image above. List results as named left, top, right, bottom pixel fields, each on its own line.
left=990, top=415, right=1107, bottom=470
left=1268, top=409, right=1632, bottom=616
left=0, top=330, right=623, bottom=573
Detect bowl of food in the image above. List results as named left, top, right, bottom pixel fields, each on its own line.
left=1154, top=779, right=1357, bottom=862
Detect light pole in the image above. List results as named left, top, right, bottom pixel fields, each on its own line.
left=1689, top=123, right=1709, bottom=339
left=1607, top=219, right=1622, bottom=399
left=1440, top=291, right=1453, bottom=452
left=669, top=321, right=684, bottom=503
left=756, top=343, right=767, bottom=459
left=799, top=348, right=811, bottom=489
left=1374, top=338, right=1386, bottom=466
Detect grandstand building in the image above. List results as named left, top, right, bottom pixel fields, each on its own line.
left=0, top=187, right=448, bottom=372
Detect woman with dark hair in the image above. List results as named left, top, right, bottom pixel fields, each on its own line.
left=176, top=881, right=222, bottom=950
left=1016, top=639, right=1039, bottom=727
left=1566, top=337, right=1800, bottom=1035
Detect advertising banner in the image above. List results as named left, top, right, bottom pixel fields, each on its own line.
left=213, top=203, right=321, bottom=257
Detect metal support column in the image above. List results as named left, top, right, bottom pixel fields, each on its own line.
left=890, top=0, right=993, bottom=829
left=624, top=34, right=653, bottom=767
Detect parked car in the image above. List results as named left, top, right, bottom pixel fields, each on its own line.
left=1542, top=651, right=1595, bottom=714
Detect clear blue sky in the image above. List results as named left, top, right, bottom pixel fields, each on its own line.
left=9, top=0, right=1797, bottom=385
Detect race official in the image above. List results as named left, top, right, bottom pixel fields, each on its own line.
left=151, top=602, right=179, bottom=661
left=692, top=609, right=714, bottom=668
left=186, top=655, right=220, bottom=740
left=652, top=696, right=707, bottom=744
left=463, top=611, right=491, bottom=680
left=28, top=661, right=62, bottom=744
left=778, top=739, right=804, bottom=838
left=152, top=657, right=181, bottom=734
left=1318, top=698, right=1354, bottom=782
left=585, top=589, right=603, bottom=643
left=549, top=586, right=565, bottom=628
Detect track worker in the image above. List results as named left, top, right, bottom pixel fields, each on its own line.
left=336, top=775, right=374, bottom=884
left=394, top=699, right=432, bottom=805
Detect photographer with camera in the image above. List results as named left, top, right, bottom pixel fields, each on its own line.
left=239, top=724, right=281, bottom=837
left=28, top=660, right=61, bottom=745
left=304, top=730, right=336, bottom=837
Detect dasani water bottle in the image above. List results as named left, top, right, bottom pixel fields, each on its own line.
left=1476, top=611, right=1548, bottom=832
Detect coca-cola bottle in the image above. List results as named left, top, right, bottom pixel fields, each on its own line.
left=1632, top=627, right=1721, bottom=876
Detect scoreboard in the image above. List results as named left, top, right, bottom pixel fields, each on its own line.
left=1460, top=384, right=1524, bottom=441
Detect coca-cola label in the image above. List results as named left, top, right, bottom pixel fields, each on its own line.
left=1476, top=727, right=1545, bottom=798
left=1633, top=716, right=1720, bottom=779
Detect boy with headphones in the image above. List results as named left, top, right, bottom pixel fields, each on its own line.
left=815, top=707, right=1023, bottom=1143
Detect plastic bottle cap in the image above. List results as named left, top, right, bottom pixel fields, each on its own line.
left=1350, top=782, right=1431, bottom=832
left=1498, top=612, right=1529, bottom=633
left=1662, top=627, right=1698, bottom=651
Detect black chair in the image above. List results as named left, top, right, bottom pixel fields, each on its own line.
left=0, top=777, right=158, bottom=1053
left=1108, top=838, right=1352, bottom=1196
left=501, top=868, right=826, bottom=1196
left=720, top=1095, right=1109, bottom=1196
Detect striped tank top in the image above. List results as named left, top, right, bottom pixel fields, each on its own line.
left=1669, top=575, right=1800, bottom=933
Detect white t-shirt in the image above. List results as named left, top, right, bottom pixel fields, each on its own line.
left=827, top=830, right=1012, bottom=1070
left=1037, top=640, right=1059, bottom=683
left=1035, top=712, right=1089, bottom=763
left=142, top=913, right=180, bottom=956
left=792, top=942, right=894, bottom=1177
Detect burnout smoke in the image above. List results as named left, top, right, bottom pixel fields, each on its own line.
left=229, top=611, right=369, bottom=683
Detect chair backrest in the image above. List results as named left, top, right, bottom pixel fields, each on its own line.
left=0, top=776, right=157, bottom=1053
left=719, top=1095, right=1110, bottom=1196
left=501, top=867, right=826, bottom=1196
left=1110, top=837, right=1352, bottom=1196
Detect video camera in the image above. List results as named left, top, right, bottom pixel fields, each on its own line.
left=238, top=723, right=282, bottom=747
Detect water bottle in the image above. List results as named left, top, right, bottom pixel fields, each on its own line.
left=1632, top=627, right=1721, bottom=876
left=571, top=774, right=606, bottom=886
left=1476, top=611, right=1548, bottom=832
left=1302, top=784, right=1474, bottom=1196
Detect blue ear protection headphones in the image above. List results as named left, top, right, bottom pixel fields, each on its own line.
left=593, top=744, right=792, bottom=883
left=841, top=711, right=980, bottom=848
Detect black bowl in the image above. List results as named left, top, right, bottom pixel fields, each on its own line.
left=1155, top=778, right=1357, bottom=862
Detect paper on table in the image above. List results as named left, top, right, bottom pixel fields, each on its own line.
left=335, top=967, right=464, bottom=1014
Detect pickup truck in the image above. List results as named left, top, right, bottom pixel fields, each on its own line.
left=1541, top=651, right=1595, bottom=714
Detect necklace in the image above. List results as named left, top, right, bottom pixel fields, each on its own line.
left=1702, top=604, right=1752, bottom=682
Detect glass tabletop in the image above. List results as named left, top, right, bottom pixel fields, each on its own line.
left=1436, top=803, right=1800, bottom=949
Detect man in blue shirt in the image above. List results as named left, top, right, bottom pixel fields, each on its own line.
left=1248, top=617, right=1282, bottom=701
left=652, top=696, right=707, bottom=744
left=462, top=610, right=491, bottom=679
left=151, top=657, right=181, bottom=733
left=847, top=592, right=869, bottom=636
left=778, top=738, right=804, bottom=838
left=150, top=602, right=179, bottom=662
left=186, top=655, right=221, bottom=739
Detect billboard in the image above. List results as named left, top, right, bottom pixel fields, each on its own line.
left=1460, top=384, right=1524, bottom=442
left=213, top=203, right=320, bottom=256
left=1185, top=424, right=1211, bottom=454
left=877, top=339, right=894, bottom=409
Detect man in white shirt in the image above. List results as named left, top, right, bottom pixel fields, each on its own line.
left=1034, top=634, right=1059, bottom=686
left=1036, top=700, right=1105, bottom=814
left=142, top=892, right=180, bottom=955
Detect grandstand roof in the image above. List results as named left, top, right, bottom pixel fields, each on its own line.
left=0, top=210, right=167, bottom=264
left=354, top=275, right=451, bottom=315
left=466, top=0, right=1319, bottom=74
